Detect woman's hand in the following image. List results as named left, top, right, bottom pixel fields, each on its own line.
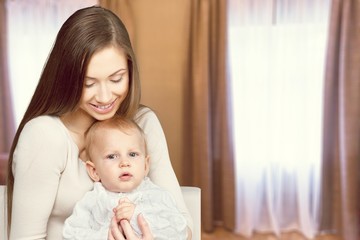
left=108, top=214, right=153, bottom=240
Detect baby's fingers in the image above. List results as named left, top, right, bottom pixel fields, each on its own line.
left=118, top=197, right=131, bottom=204
left=115, top=206, right=134, bottom=221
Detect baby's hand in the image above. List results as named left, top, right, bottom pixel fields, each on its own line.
left=113, top=197, right=135, bottom=222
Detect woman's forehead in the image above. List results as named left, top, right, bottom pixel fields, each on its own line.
left=86, top=46, right=128, bottom=79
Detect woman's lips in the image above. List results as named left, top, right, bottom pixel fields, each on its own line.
left=90, top=99, right=116, bottom=114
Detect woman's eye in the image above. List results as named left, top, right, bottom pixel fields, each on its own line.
left=106, top=154, right=118, bottom=160
left=84, top=81, right=95, bottom=88
left=110, top=77, right=122, bottom=83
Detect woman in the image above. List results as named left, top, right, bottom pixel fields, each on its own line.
left=6, top=6, right=192, bottom=240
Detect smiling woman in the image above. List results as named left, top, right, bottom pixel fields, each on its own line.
left=5, top=4, right=193, bottom=240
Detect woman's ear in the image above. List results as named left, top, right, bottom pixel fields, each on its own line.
left=144, top=156, right=150, bottom=176
left=86, top=161, right=100, bottom=182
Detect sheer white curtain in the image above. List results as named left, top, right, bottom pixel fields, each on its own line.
left=228, top=0, right=331, bottom=238
left=6, top=0, right=98, bottom=126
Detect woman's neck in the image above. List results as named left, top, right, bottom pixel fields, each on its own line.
left=60, top=109, right=95, bottom=135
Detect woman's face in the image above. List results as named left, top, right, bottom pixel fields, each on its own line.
left=79, top=45, right=129, bottom=121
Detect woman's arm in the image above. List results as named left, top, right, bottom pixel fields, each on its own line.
left=10, top=117, right=67, bottom=239
left=135, top=107, right=194, bottom=238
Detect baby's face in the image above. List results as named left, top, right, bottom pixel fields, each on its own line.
left=90, top=128, right=149, bottom=193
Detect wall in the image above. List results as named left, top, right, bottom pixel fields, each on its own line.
left=129, top=0, right=191, bottom=184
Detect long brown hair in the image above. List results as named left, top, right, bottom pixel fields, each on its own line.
left=6, top=6, right=140, bottom=229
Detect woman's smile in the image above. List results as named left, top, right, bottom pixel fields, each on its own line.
left=90, top=99, right=117, bottom=114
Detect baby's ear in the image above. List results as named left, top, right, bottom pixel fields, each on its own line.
left=144, top=156, right=150, bottom=176
left=86, top=161, right=100, bottom=182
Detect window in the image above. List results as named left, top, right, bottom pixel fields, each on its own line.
left=6, top=0, right=98, bottom=126
left=228, top=0, right=331, bottom=237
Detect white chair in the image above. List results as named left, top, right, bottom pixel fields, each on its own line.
left=0, top=185, right=201, bottom=240
left=1, top=185, right=6, bottom=240
left=181, top=186, right=201, bottom=240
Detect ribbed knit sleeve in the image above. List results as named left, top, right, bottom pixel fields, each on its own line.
left=10, top=116, right=69, bottom=239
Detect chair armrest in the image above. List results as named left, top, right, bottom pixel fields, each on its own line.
left=1, top=185, right=7, bottom=240
left=181, top=186, right=201, bottom=240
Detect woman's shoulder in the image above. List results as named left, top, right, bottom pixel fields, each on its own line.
left=22, top=115, right=67, bottom=140
left=135, top=105, right=156, bottom=119
left=26, top=115, right=61, bottom=127
left=135, top=106, right=160, bottom=127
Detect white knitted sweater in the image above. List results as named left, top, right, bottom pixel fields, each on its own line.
left=63, top=177, right=188, bottom=240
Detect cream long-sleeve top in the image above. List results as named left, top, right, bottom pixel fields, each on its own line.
left=63, top=178, right=188, bottom=240
left=10, top=107, right=193, bottom=239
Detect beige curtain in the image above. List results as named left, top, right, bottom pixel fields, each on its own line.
left=0, top=0, right=15, bottom=185
left=320, top=0, right=360, bottom=239
left=182, top=0, right=235, bottom=232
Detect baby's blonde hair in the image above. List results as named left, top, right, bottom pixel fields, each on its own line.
left=85, top=116, right=147, bottom=162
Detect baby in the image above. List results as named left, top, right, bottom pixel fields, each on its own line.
left=63, top=116, right=187, bottom=239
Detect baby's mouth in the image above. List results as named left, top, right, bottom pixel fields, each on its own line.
left=119, top=172, right=132, bottom=181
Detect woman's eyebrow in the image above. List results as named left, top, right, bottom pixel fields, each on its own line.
left=85, top=68, right=127, bottom=80
left=109, top=68, right=127, bottom=77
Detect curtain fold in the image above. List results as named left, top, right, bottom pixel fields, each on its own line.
left=0, top=0, right=15, bottom=185
left=183, top=0, right=235, bottom=232
left=320, top=0, right=360, bottom=239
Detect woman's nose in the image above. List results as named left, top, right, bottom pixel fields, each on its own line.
left=96, top=83, right=112, bottom=103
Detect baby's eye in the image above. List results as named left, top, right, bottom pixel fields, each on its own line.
left=129, top=152, right=138, bottom=158
left=106, top=154, right=118, bottom=160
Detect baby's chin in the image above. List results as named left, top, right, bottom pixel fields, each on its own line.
left=107, top=183, right=137, bottom=193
